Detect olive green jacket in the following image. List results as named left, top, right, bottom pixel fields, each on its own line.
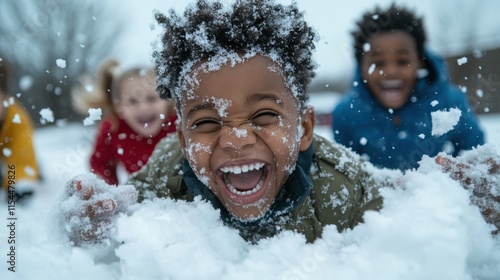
left=128, top=134, right=383, bottom=243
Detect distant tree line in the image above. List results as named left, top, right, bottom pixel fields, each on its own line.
left=0, top=0, right=123, bottom=127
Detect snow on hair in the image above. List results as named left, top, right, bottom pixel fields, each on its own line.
left=153, top=0, right=317, bottom=111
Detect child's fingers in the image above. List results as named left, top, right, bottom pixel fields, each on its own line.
left=72, top=219, right=113, bottom=244
left=485, top=158, right=500, bottom=174
left=435, top=155, right=471, bottom=183
left=481, top=207, right=500, bottom=229
left=85, top=199, right=116, bottom=218
left=67, top=179, right=95, bottom=200
left=74, top=180, right=95, bottom=200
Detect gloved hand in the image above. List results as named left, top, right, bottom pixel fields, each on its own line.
left=436, top=151, right=500, bottom=234
left=58, top=173, right=138, bottom=246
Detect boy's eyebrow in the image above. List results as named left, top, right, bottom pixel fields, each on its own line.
left=186, top=102, right=212, bottom=120
left=247, top=92, right=284, bottom=107
left=371, top=48, right=413, bottom=56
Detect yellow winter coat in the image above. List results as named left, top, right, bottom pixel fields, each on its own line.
left=0, top=98, right=40, bottom=189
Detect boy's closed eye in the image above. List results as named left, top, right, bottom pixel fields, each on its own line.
left=250, top=110, right=280, bottom=127
left=190, top=118, right=222, bottom=133
left=370, top=60, right=384, bottom=68
left=125, top=98, right=139, bottom=106
left=397, top=58, right=412, bottom=67
left=190, top=110, right=281, bottom=133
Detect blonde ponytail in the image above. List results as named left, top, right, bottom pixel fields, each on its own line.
left=72, top=59, right=120, bottom=123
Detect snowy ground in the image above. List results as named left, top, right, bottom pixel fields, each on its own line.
left=1, top=114, right=499, bottom=280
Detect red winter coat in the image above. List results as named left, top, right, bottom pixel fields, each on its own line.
left=90, top=115, right=177, bottom=185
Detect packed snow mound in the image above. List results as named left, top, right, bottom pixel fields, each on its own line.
left=5, top=143, right=498, bottom=280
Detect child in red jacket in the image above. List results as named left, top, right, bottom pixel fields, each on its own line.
left=72, top=59, right=177, bottom=185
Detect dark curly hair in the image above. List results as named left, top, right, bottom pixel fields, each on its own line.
left=352, top=3, right=426, bottom=63
left=153, top=0, right=316, bottom=111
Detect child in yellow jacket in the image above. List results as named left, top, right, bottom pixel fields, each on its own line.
left=0, top=54, right=40, bottom=202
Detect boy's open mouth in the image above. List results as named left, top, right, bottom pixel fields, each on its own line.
left=217, top=162, right=270, bottom=199
left=136, top=115, right=157, bottom=128
left=379, top=80, right=406, bottom=102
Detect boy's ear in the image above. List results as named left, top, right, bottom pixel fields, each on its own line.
left=299, top=106, right=315, bottom=152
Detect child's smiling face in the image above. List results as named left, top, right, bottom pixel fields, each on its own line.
left=361, top=31, right=423, bottom=109
left=177, top=54, right=314, bottom=220
left=115, top=76, right=171, bottom=138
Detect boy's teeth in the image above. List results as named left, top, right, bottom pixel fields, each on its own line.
left=220, top=162, right=264, bottom=174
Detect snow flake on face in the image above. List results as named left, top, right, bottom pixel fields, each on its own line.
left=368, top=63, right=376, bottom=75
left=174, top=51, right=303, bottom=111
left=363, top=43, right=371, bottom=53
left=185, top=140, right=212, bottom=163
left=283, top=162, right=295, bottom=175
left=231, top=127, right=247, bottom=138
left=211, top=97, right=231, bottom=118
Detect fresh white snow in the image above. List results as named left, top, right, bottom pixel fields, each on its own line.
left=0, top=113, right=499, bottom=280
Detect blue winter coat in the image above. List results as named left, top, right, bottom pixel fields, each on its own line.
left=332, top=49, right=485, bottom=170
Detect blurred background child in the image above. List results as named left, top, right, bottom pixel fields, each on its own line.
left=72, top=59, right=177, bottom=185
left=332, top=4, right=484, bottom=171
left=0, top=53, right=41, bottom=202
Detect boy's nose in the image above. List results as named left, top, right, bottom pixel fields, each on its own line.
left=219, top=124, right=256, bottom=150
left=382, top=63, right=398, bottom=77
left=137, top=101, right=150, bottom=111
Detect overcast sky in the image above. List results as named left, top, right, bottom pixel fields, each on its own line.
left=119, top=0, right=500, bottom=80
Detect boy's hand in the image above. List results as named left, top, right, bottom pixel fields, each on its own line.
left=59, top=174, right=138, bottom=246
left=435, top=154, right=500, bottom=234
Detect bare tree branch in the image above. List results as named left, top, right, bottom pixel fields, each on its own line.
left=0, top=0, right=125, bottom=125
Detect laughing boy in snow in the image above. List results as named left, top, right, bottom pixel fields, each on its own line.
left=59, top=0, right=500, bottom=246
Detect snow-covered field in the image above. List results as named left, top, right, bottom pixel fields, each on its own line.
left=1, top=114, right=499, bottom=280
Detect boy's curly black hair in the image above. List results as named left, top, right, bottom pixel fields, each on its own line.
left=352, top=3, right=426, bottom=63
left=153, top=0, right=316, bottom=110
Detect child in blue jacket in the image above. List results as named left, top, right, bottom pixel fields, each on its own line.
left=332, top=4, right=485, bottom=171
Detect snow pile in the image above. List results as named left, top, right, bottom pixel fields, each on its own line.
left=112, top=166, right=499, bottom=280
left=431, top=107, right=462, bottom=136
left=2, top=135, right=500, bottom=279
